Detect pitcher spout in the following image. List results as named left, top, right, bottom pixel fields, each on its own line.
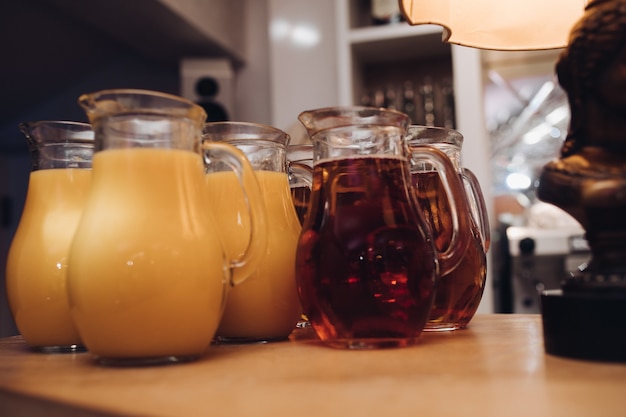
left=297, top=106, right=410, bottom=139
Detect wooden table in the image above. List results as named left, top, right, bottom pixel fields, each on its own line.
left=1, top=314, right=625, bottom=417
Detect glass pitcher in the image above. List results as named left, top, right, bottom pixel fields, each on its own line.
left=407, top=126, right=490, bottom=331
left=6, top=121, right=93, bottom=352
left=296, top=106, right=470, bottom=349
left=67, top=90, right=266, bottom=364
left=286, top=144, right=313, bottom=225
left=202, top=121, right=302, bottom=342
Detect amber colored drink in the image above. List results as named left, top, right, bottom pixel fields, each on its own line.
left=296, top=156, right=437, bottom=348
left=206, top=170, right=302, bottom=341
left=290, top=185, right=311, bottom=225
left=67, top=148, right=226, bottom=360
left=6, top=168, right=91, bottom=349
left=412, top=171, right=486, bottom=330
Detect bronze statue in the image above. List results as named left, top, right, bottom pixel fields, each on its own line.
left=537, top=0, right=626, bottom=291
left=538, top=0, right=626, bottom=362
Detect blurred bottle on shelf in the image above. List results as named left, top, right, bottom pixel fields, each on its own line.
left=373, top=87, right=385, bottom=107
left=441, top=77, right=456, bottom=129
left=384, top=84, right=398, bottom=110
left=358, top=76, right=455, bottom=129
left=371, top=0, right=403, bottom=25
left=402, top=81, right=417, bottom=123
left=420, top=77, right=436, bottom=127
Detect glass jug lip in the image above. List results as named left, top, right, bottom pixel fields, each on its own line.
left=202, top=121, right=291, bottom=147
left=286, top=144, right=313, bottom=164
left=298, top=106, right=410, bottom=136
left=18, top=120, right=94, bottom=149
left=406, top=125, right=464, bottom=148
left=78, top=88, right=207, bottom=124
left=287, top=143, right=313, bottom=152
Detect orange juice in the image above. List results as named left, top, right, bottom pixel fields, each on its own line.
left=206, top=170, right=302, bottom=340
left=67, top=148, right=227, bottom=359
left=6, top=168, right=91, bottom=348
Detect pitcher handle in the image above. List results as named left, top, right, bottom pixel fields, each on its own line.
left=410, top=146, right=471, bottom=276
left=462, top=168, right=491, bottom=252
left=202, top=142, right=268, bottom=286
left=289, top=161, right=313, bottom=188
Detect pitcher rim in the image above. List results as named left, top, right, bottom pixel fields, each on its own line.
left=406, top=125, right=464, bottom=147
left=19, top=120, right=92, bottom=131
left=18, top=120, right=94, bottom=149
left=78, top=88, right=195, bottom=103
left=78, top=88, right=207, bottom=123
left=297, top=105, right=410, bottom=136
left=203, top=121, right=291, bottom=147
left=298, top=105, right=409, bottom=120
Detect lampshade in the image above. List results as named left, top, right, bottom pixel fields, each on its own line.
left=400, top=0, right=589, bottom=50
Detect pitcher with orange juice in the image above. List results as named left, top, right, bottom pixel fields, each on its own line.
left=67, top=89, right=267, bottom=364
left=6, top=121, right=94, bottom=352
left=203, top=122, right=303, bottom=342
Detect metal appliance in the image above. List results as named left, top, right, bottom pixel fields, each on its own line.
left=505, top=226, right=590, bottom=314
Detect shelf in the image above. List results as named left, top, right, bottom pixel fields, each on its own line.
left=350, top=25, right=449, bottom=64
left=46, top=0, right=247, bottom=66
left=337, top=0, right=454, bottom=121
left=348, top=22, right=443, bottom=44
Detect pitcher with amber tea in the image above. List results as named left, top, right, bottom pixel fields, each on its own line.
left=67, top=89, right=266, bottom=364
left=6, top=121, right=93, bottom=352
left=408, top=126, right=490, bottom=331
left=296, top=107, right=470, bottom=349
